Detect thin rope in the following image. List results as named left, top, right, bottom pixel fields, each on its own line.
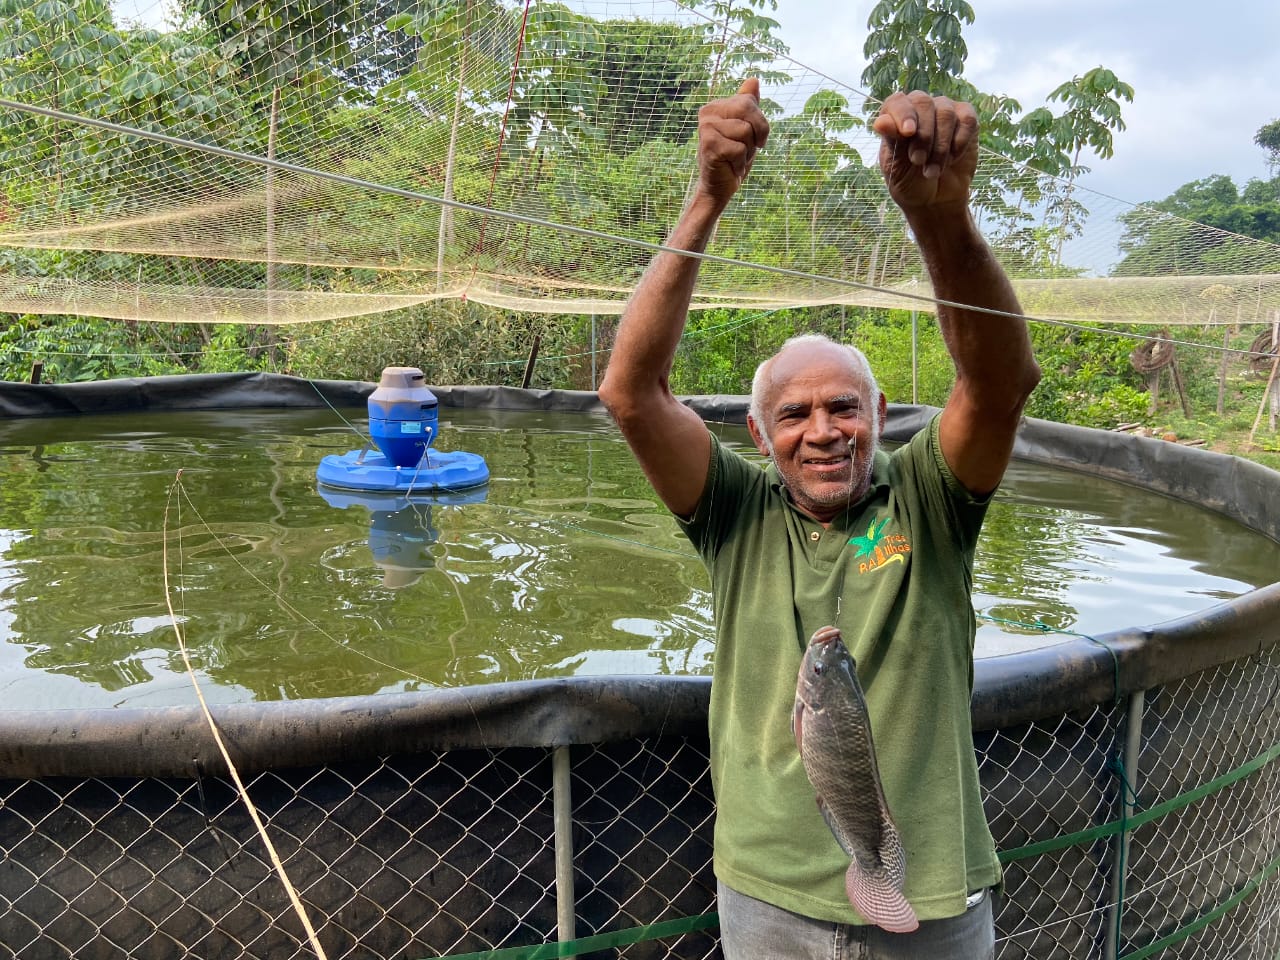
left=169, top=480, right=441, bottom=686
left=980, top=613, right=1122, bottom=702
left=162, top=472, right=330, bottom=960
left=306, top=377, right=371, bottom=444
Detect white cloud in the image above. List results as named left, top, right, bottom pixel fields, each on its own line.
left=772, top=0, right=1279, bottom=207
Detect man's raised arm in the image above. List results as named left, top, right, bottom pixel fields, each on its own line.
left=599, top=79, right=769, bottom=517
left=873, top=91, right=1041, bottom=497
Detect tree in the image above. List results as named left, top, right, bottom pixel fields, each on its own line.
left=0, top=0, right=253, bottom=213
left=588, top=18, right=711, bottom=155
left=1256, top=119, right=1280, bottom=173
left=1112, top=173, right=1280, bottom=277
left=861, top=0, right=973, bottom=100
left=859, top=0, right=1131, bottom=274
left=694, top=0, right=792, bottom=99
left=1036, top=68, right=1135, bottom=265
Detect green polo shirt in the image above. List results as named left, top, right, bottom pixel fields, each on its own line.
left=677, top=414, right=1001, bottom=924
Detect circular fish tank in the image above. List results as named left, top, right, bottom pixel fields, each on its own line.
left=0, top=373, right=1276, bottom=960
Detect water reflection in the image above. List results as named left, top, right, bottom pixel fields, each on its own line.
left=0, top=408, right=1276, bottom=707
left=316, top=486, right=488, bottom=589
left=972, top=459, right=1273, bottom=655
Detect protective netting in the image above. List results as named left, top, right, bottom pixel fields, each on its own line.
left=1, top=0, right=1279, bottom=331
left=976, top=703, right=1125, bottom=960
left=3, top=651, right=1280, bottom=959
left=0, top=739, right=719, bottom=960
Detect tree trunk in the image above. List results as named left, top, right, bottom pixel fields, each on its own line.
left=1217, top=323, right=1229, bottom=417
left=262, top=86, right=281, bottom=363
left=438, top=1, right=473, bottom=291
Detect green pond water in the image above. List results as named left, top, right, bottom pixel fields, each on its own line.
left=1, top=406, right=1276, bottom=710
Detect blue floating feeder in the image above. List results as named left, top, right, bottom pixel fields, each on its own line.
left=317, top=366, right=489, bottom=493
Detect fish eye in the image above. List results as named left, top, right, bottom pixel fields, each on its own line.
left=812, top=662, right=824, bottom=675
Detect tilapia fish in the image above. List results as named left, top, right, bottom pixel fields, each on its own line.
left=793, top=625, right=919, bottom=933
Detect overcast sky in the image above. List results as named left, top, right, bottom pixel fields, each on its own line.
left=773, top=0, right=1279, bottom=207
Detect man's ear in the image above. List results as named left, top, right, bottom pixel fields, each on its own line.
left=747, top=414, right=771, bottom=457
left=877, top=393, right=888, bottom=439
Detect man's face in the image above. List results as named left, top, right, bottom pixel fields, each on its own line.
left=747, top=342, right=886, bottom=524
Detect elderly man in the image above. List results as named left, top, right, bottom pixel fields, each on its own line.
left=598, top=79, right=1040, bottom=959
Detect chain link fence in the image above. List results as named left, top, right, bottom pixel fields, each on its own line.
left=3, top=633, right=1280, bottom=960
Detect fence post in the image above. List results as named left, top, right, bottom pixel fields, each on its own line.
left=553, top=745, right=576, bottom=943
left=1104, top=689, right=1145, bottom=960
left=910, top=312, right=918, bottom=405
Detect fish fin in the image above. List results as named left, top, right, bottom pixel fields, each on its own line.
left=846, top=860, right=919, bottom=934
left=793, top=700, right=804, bottom=753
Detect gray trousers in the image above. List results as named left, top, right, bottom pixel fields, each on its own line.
left=717, top=880, right=995, bottom=960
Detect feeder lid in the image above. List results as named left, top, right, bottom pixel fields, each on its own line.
left=370, top=366, right=438, bottom=410
left=379, top=366, right=426, bottom=390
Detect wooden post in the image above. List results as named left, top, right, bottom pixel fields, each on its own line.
left=29, top=361, right=43, bottom=384
left=1271, top=318, right=1279, bottom=433
left=1217, top=325, right=1230, bottom=417
left=521, top=333, right=542, bottom=389
left=1169, top=356, right=1192, bottom=418
left=1248, top=313, right=1280, bottom=447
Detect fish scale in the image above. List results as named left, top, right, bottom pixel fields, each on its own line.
left=794, top=624, right=919, bottom=933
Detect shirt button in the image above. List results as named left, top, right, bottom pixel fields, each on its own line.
left=810, top=531, right=820, bottom=542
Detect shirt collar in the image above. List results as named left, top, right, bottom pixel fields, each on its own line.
left=766, top=448, right=892, bottom=521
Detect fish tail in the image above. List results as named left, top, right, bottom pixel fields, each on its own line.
left=845, top=861, right=919, bottom=934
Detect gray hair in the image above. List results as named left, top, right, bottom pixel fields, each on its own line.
left=748, top=334, right=880, bottom=446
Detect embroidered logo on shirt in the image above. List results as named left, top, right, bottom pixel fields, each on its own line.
left=848, top=517, right=911, bottom=574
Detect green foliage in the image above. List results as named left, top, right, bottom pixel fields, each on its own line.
left=859, top=1, right=1131, bottom=270
left=1256, top=118, right=1280, bottom=172
left=1113, top=174, right=1280, bottom=276
left=589, top=18, right=711, bottom=154
left=862, top=0, right=975, bottom=99
left=846, top=310, right=952, bottom=405
left=194, top=325, right=274, bottom=374
left=668, top=306, right=954, bottom=406
left=285, top=301, right=585, bottom=388
left=696, top=0, right=792, bottom=97
left=0, top=0, right=258, bottom=214
left=181, top=0, right=355, bottom=88
left=1023, top=325, right=1147, bottom=427
left=0, top=314, right=171, bottom=382
left=1073, top=383, right=1150, bottom=429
